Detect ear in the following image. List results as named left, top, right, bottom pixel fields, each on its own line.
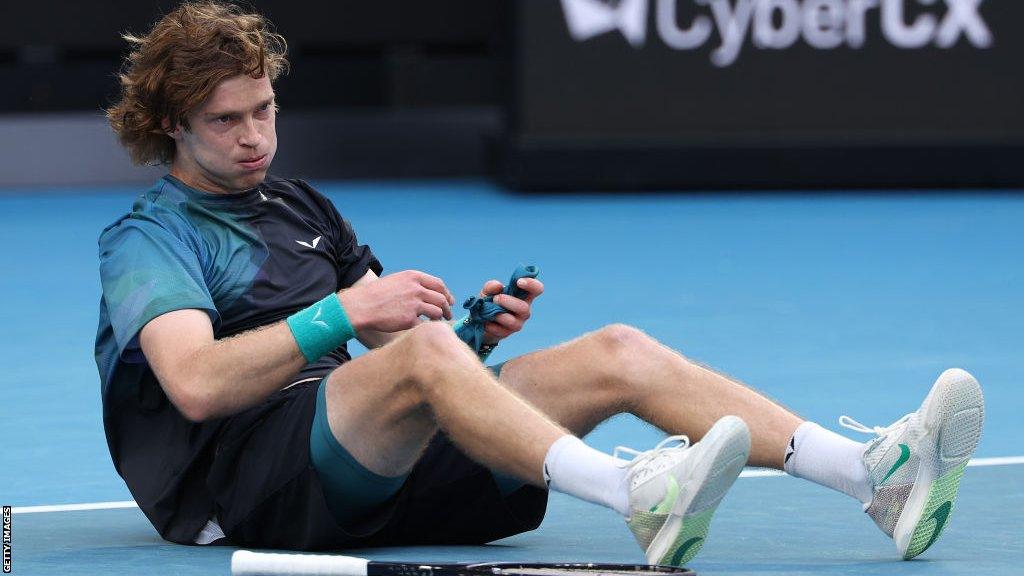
left=161, top=117, right=182, bottom=140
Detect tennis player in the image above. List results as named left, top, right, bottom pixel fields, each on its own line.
left=96, top=1, right=985, bottom=565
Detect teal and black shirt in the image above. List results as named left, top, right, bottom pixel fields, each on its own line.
left=94, top=175, right=382, bottom=542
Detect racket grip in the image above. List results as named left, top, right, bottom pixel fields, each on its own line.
left=231, top=550, right=370, bottom=576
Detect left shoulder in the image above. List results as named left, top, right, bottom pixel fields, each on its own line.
left=262, top=175, right=320, bottom=199
left=262, top=175, right=336, bottom=213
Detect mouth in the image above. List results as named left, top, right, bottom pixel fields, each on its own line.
left=238, top=154, right=268, bottom=171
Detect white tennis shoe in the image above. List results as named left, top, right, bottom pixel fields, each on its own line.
left=841, top=368, right=985, bottom=559
left=620, top=415, right=750, bottom=567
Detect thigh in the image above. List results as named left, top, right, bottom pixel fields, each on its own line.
left=310, top=377, right=408, bottom=526
left=494, top=334, right=627, bottom=437
left=322, top=330, right=438, bottom=477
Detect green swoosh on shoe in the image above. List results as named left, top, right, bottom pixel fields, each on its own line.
left=650, top=476, right=679, bottom=514
left=669, top=537, right=703, bottom=566
left=923, top=501, right=952, bottom=552
left=881, top=444, right=911, bottom=484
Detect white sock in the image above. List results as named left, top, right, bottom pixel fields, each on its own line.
left=784, top=421, right=873, bottom=504
left=543, top=435, right=630, bottom=516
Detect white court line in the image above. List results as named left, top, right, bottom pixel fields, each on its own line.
left=12, top=500, right=139, bottom=514
left=11, top=455, right=1024, bottom=515
left=740, top=468, right=786, bottom=478
left=737, top=454, right=1024, bottom=478
left=966, top=456, right=1024, bottom=466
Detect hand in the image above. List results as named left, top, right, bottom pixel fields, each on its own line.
left=478, top=277, right=544, bottom=344
left=338, top=270, right=455, bottom=333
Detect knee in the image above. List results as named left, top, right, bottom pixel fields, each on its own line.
left=408, top=321, right=469, bottom=357
left=403, top=321, right=474, bottom=387
left=591, top=323, right=654, bottom=358
left=588, top=324, right=662, bottom=397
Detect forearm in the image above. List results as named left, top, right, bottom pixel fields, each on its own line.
left=177, top=321, right=307, bottom=420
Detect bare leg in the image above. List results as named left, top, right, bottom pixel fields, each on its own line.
left=496, top=324, right=803, bottom=469
left=322, top=321, right=566, bottom=483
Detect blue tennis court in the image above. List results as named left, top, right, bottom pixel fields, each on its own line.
left=2, top=181, right=1022, bottom=575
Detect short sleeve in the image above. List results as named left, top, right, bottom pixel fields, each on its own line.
left=289, top=178, right=383, bottom=289
left=334, top=216, right=383, bottom=288
left=99, top=218, right=219, bottom=362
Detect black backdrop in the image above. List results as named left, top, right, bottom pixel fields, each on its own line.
left=0, top=1, right=504, bottom=112
left=3, top=1, right=1021, bottom=188
left=501, top=0, right=1024, bottom=189
left=0, top=1, right=509, bottom=183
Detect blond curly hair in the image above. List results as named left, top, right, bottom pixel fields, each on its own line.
left=107, top=1, right=288, bottom=165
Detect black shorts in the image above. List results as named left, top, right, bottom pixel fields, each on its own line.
left=206, top=377, right=549, bottom=550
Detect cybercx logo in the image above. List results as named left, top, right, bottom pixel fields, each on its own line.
left=560, top=0, right=992, bottom=67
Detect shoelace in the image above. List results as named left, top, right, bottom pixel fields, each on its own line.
left=612, top=434, right=691, bottom=484
left=839, top=413, right=912, bottom=438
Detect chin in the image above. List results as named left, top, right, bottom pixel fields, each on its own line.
left=236, top=171, right=267, bottom=190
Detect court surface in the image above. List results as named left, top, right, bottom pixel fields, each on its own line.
left=2, top=181, right=1021, bottom=575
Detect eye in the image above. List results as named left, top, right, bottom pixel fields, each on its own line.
left=215, top=115, right=232, bottom=124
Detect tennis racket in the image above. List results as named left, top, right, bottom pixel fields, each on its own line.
left=231, top=551, right=697, bottom=576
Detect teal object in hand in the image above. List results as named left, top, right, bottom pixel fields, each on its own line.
left=455, top=264, right=539, bottom=353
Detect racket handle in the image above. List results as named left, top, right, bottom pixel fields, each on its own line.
left=231, top=550, right=370, bottom=576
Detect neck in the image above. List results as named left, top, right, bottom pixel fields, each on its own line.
left=169, top=162, right=234, bottom=195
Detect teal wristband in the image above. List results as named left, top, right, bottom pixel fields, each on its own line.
left=286, top=293, right=356, bottom=363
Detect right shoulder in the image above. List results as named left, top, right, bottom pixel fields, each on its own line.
left=98, top=177, right=197, bottom=252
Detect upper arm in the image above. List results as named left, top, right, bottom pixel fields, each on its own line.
left=139, top=309, right=215, bottom=418
left=99, top=211, right=218, bottom=418
left=99, top=217, right=218, bottom=362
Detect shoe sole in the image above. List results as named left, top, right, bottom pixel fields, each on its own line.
left=648, top=415, right=751, bottom=566
left=893, top=368, right=984, bottom=559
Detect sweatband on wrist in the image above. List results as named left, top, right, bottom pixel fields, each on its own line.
left=286, top=293, right=356, bottom=363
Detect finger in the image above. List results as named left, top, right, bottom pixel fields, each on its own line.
left=484, top=323, right=514, bottom=340
left=416, top=272, right=454, bottom=306
left=514, top=278, right=544, bottom=303
left=417, top=302, right=445, bottom=321
left=480, top=280, right=503, bottom=298
left=413, top=272, right=454, bottom=313
left=488, top=313, right=522, bottom=332
left=493, top=294, right=530, bottom=318
left=420, top=287, right=452, bottom=320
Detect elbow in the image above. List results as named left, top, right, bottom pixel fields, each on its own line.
left=167, top=379, right=222, bottom=423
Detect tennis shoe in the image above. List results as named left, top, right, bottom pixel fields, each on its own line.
left=841, top=368, right=984, bottom=559
left=619, top=415, right=750, bottom=567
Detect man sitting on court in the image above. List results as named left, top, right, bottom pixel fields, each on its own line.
left=96, top=0, right=985, bottom=565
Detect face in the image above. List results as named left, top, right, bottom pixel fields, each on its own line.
left=169, top=74, right=277, bottom=194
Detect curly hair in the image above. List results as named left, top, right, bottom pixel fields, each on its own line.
left=107, top=1, right=288, bottom=165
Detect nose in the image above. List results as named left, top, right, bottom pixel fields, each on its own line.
left=238, top=116, right=263, bottom=149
